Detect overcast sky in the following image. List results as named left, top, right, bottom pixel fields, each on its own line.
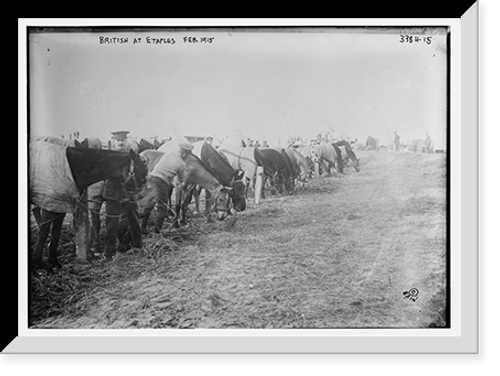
left=29, top=27, right=448, bottom=148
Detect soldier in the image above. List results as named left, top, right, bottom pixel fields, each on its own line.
left=423, top=132, right=432, bottom=153
left=104, top=130, right=142, bottom=259
left=141, top=142, right=194, bottom=233
left=394, top=131, right=400, bottom=152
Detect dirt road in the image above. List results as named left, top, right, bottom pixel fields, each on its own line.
left=30, top=150, right=448, bottom=329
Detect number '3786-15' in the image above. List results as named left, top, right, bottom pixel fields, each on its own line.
left=399, top=35, right=432, bottom=45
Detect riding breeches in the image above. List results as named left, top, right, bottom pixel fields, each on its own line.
left=141, top=176, right=173, bottom=233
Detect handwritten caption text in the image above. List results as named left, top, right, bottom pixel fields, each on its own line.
left=98, top=36, right=215, bottom=45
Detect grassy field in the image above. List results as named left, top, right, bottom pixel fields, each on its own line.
left=29, top=149, right=448, bottom=329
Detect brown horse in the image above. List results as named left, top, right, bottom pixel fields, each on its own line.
left=30, top=141, right=148, bottom=270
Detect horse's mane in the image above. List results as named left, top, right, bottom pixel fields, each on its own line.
left=254, top=148, right=280, bottom=175
left=201, top=143, right=236, bottom=179
left=185, top=152, right=220, bottom=180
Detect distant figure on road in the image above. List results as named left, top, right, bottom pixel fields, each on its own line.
left=423, top=132, right=432, bottom=153
left=394, top=131, right=400, bottom=152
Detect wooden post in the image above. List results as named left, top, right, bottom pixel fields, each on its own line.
left=314, top=161, right=320, bottom=178
left=74, top=188, right=91, bottom=262
left=254, top=166, right=264, bottom=204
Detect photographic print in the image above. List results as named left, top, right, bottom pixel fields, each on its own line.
left=26, top=25, right=450, bottom=332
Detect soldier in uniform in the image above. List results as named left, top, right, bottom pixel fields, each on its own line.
left=141, top=142, right=194, bottom=233
left=394, top=131, right=401, bottom=152
left=104, top=130, right=142, bottom=259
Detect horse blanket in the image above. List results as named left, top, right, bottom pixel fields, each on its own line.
left=218, top=144, right=258, bottom=182
left=29, top=141, right=79, bottom=213
left=31, top=135, right=78, bottom=147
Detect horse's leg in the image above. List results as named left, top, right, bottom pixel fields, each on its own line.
left=173, top=187, right=182, bottom=228
left=89, top=201, right=103, bottom=254
left=48, top=213, right=66, bottom=268
left=336, top=158, right=344, bottom=174
left=193, top=185, right=201, bottom=215
left=104, top=200, right=121, bottom=259
left=33, top=210, right=52, bottom=269
left=204, top=190, right=212, bottom=216
left=181, top=187, right=195, bottom=225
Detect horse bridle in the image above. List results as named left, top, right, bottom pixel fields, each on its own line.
left=123, top=157, right=145, bottom=196
left=209, top=184, right=232, bottom=214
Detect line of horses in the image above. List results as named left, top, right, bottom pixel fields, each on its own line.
left=28, top=135, right=360, bottom=271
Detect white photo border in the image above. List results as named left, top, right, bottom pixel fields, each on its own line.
left=11, top=11, right=478, bottom=353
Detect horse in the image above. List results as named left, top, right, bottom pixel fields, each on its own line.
left=278, top=148, right=296, bottom=193
left=217, top=144, right=261, bottom=195
left=31, top=136, right=106, bottom=254
left=283, top=147, right=310, bottom=186
left=29, top=141, right=148, bottom=270
left=174, top=152, right=233, bottom=226
left=332, top=140, right=360, bottom=172
left=138, top=149, right=232, bottom=232
left=253, top=148, right=294, bottom=194
left=307, top=143, right=344, bottom=175
left=192, top=141, right=246, bottom=213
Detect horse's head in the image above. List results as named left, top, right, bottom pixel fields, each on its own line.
left=211, top=185, right=233, bottom=221
left=284, top=176, right=295, bottom=194
left=230, top=170, right=247, bottom=212
left=265, top=171, right=283, bottom=195
left=123, top=150, right=148, bottom=198
left=298, top=170, right=309, bottom=183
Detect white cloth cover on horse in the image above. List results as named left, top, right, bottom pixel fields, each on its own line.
left=29, top=141, right=79, bottom=213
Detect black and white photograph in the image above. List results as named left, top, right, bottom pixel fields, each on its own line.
left=25, top=25, right=450, bottom=332
left=28, top=26, right=450, bottom=329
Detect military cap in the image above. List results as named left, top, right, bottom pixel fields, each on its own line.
left=110, top=130, right=130, bottom=139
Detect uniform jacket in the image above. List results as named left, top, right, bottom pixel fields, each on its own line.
left=149, top=151, right=187, bottom=185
